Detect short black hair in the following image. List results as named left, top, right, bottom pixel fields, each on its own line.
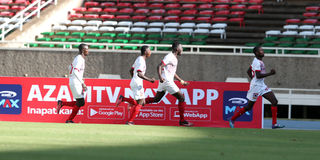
left=140, top=45, right=149, bottom=55
left=253, top=46, right=261, bottom=54
left=172, top=41, right=181, bottom=52
left=78, top=43, right=88, bottom=53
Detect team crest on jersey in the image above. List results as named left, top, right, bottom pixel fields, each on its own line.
left=253, top=93, right=259, bottom=99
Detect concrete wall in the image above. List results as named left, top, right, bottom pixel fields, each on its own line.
left=1, top=48, right=320, bottom=89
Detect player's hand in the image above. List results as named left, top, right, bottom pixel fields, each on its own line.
left=270, top=69, right=276, bottom=75
left=159, top=77, right=164, bottom=83
left=180, top=80, right=189, bottom=86
left=150, top=78, right=156, bottom=83
left=82, top=83, right=87, bottom=91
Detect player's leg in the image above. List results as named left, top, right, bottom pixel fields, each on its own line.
left=145, top=82, right=167, bottom=104
left=262, top=91, right=285, bottom=129
left=171, top=91, right=193, bottom=127
left=56, top=100, right=77, bottom=114
left=127, top=99, right=144, bottom=125
left=115, top=95, right=138, bottom=107
left=66, top=98, right=84, bottom=123
left=229, top=101, right=255, bottom=128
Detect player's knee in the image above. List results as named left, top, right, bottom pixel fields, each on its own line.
left=76, top=98, right=85, bottom=107
left=272, top=99, right=278, bottom=106
left=178, top=96, right=185, bottom=102
left=153, top=98, right=161, bottom=103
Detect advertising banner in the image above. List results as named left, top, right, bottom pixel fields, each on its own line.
left=0, top=77, right=263, bottom=128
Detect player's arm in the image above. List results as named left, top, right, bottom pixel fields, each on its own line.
left=174, top=74, right=189, bottom=86
left=129, top=67, right=134, bottom=78
left=255, top=69, right=276, bottom=79
left=137, top=71, right=155, bottom=83
left=247, top=67, right=253, bottom=79
left=73, top=69, right=87, bottom=91
left=157, top=62, right=165, bottom=83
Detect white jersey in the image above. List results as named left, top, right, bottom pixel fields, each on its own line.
left=69, top=55, right=85, bottom=84
left=161, top=52, right=178, bottom=82
left=250, top=57, right=266, bottom=86
left=130, top=56, right=146, bottom=86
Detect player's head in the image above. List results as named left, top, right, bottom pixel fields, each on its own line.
left=141, top=45, right=151, bottom=58
left=172, top=41, right=182, bottom=56
left=253, top=46, right=264, bottom=58
left=79, top=43, right=89, bottom=56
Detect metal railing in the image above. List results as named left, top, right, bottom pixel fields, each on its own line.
left=0, top=0, right=57, bottom=41
left=268, top=88, right=320, bottom=119
left=1, top=41, right=320, bottom=57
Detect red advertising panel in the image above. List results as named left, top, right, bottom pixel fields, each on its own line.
left=0, top=77, right=263, bottom=128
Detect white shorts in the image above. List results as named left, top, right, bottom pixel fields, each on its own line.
left=69, top=83, right=84, bottom=99
left=130, top=83, right=145, bottom=100
left=246, top=84, right=271, bottom=102
left=157, top=81, right=180, bottom=95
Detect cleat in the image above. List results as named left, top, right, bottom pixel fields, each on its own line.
left=57, top=100, right=63, bottom=114
left=65, top=120, right=74, bottom=123
left=179, top=120, right=193, bottom=127
left=229, top=119, right=234, bottom=128
left=126, top=121, right=134, bottom=125
left=272, top=124, right=285, bottom=129
left=115, top=95, right=124, bottom=107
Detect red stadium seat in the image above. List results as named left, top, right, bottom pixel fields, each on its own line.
left=0, top=5, right=9, bottom=10
left=167, top=9, right=182, bottom=15
left=116, top=15, right=131, bottom=20
left=249, top=0, right=263, bottom=4
left=183, top=0, right=197, bottom=2
left=73, top=7, right=86, bottom=12
left=229, top=17, right=245, bottom=27
left=15, top=0, right=29, bottom=5
left=199, top=10, right=214, bottom=16
left=231, top=5, right=246, bottom=10
left=303, top=12, right=318, bottom=17
left=212, top=17, right=228, bottom=22
left=231, top=11, right=246, bottom=17
left=248, top=5, right=263, bottom=14
left=133, top=3, right=148, bottom=8
left=101, top=2, right=115, bottom=7
left=233, top=0, right=247, bottom=3
left=286, top=19, right=301, bottom=24
left=0, top=0, right=13, bottom=4
left=135, top=9, right=149, bottom=14
left=183, top=10, right=198, bottom=15
left=196, top=16, right=211, bottom=22
left=84, top=14, right=99, bottom=19
left=148, top=15, right=163, bottom=20
left=180, top=16, right=195, bottom=21
left=101, top=14, right=115, bottom=19
left=0, top=11, right=14, bottom=16
left=303, top=19, right=318, bottom=24
left=164, top=16, right=179, bottom=21
left=11, top=5, right=25, bottom=11
left=199, top=4, right=213, bottom=9
left=132, top=15, right=146, bottom=21
left=306, top=6, right=319, bottom=12
left=103, top=8, right=117, bottom=13
left=88, top=8, right=102, bottom=13
left=151, top=9, right=165, bottom=14
left=215, top=5, right=230, bottom=10
left=199, top=0, right=213, bottom=2
left=69, top=13, right=83, bottom=19
left=119, top=8, right=134, bottom=13
left=148, top=3, right=164, bottom=8
left=215, top=0, right=231, bottom=3
left=165, top=3, right=180, bottom=9
left=84, top=2, right=99, bottom=8
left=181, top=4, right=197, bottom=9
left=117, top=3, right=132, bottom=8
left=215, top=10, right=230, bottom=16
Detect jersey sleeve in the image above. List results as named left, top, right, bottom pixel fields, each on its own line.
left=251, top=60, right=261, bottom=72
left=161, top=54, right=171, bottom=66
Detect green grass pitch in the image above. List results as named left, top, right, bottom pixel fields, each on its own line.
left=0, top=121, right=319, bottom=160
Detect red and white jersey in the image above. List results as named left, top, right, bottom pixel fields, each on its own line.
left=131, top=56, right=146, bottom=86
left=161, top=52, right=178, bottom=82
left=69, top=55, right=85, bottom=84
left=250, top=57, right=266, bottom=86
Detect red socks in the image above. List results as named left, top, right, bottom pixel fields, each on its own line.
left=231, top=107, right=246, bottom=121
left=67, top=106, right=80, bottom=121
left=271, top=106, right=278, bottom=125
left=122, top=97, right=137, bottom=106
left=145, top=97, right=154, bottom=104
left=62, top=101, right=77, bottom=107
left=128, top=104, right=142, bottom=122
left=178, top=101, right=185, bottom=122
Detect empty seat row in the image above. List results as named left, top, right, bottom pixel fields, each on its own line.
left=266, top=30, right=320, bottom=38
left=283, top=25, right=320, bottom=32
